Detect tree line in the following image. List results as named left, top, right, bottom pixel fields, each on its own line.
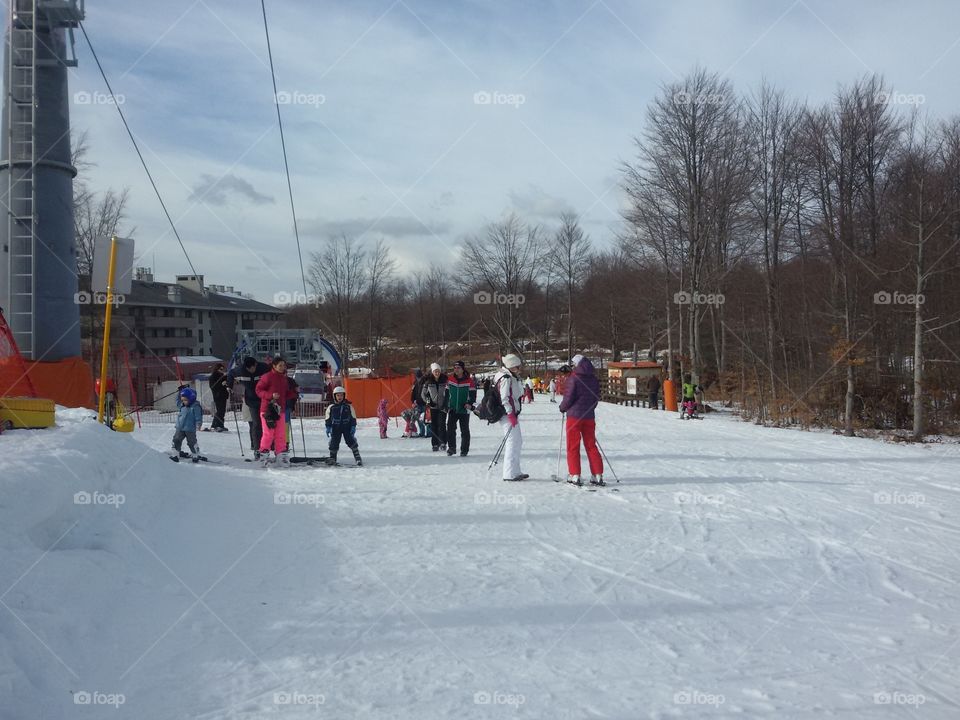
left=292, top=68, right=960, bottom=438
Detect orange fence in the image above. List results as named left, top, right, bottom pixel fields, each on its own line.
left=344, top=375, right=415, bottom=419
left=26, top=357, right=96, bottom=408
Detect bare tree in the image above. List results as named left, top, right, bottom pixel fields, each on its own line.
left=463, top=213, right=542, bottom=353
left=307, top=234, right=366, bottom=371
left=746, top=81, right=803, bottom=413
left=550, top=212, right=592, bottom=361
left=364, top=239, right=396, bottom=371
left=887, top=116, right=960, bottom=438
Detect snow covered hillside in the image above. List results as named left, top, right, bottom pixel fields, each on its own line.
left=1, top=400, right=959, bottom=718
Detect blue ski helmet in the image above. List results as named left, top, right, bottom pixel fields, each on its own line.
left=180, top=387, right=197, bottom=404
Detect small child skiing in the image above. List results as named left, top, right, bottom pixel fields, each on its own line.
left=170, top=387, right=203, bottom=463
left=377, top=398, right=389, bottom=439
left=680, top=373, right=699, bottom=419
left=325, top=386, right=363, bottom=466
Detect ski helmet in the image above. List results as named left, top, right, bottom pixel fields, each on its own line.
left=333, top=386, right=346, bottom=397
left=180, top=387, right=197, bottom=404
left=502, top=353, right=522, bottom=369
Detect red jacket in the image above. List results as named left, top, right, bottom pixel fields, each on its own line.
left=255, top=369, right=297, bottom=413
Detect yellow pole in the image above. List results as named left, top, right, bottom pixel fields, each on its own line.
left=96, top=237, right=118, bottom=425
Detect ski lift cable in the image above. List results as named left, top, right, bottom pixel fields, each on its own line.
left=259, top=0, right=309, bottom=300
left=77, top=21, right=203, bottom=286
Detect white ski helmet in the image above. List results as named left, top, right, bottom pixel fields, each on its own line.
left=502, top=353, right=522, bottom=369
left=333, top=386, right=346, bottom=396
left=430, top=362, right=442, bottom=372
left=570, top=354, right=584, bottom=367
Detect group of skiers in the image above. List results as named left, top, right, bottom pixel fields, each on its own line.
left=172, top=354, right=363, bottom=467
left=171, top=352, right=696, bottom=485
left=408, top=360, right=478, bottom=456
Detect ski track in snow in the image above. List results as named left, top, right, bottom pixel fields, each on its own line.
left=1, top=401, right=959, bottom=718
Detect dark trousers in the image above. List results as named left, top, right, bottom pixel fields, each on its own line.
left=247, top=403, right=262, bottom=451
left=648, top=391, right=659, bottom=409
left=430, top=408, right=447, bottom=448
left=329, top=426, right=358, bottom=457
left=446, top=412, right=470, bottom=455
left=212, top=395, right=227, bottom=429
left=172, top=429, right=198, bottom=454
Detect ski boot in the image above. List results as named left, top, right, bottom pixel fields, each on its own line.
left=352, top=447, right=363, bottom=467
left=191, top=450, right=201, bottom=464
left=169, top=446, right=181, bottom=463
left=446, top=447, right=456, bottom=457
left=590, top=474, right=605, bottom=487
left=567, top=474, right=583, bottom=486
left=277, top=451, right=290, bottom=467
left=260, top=451, right=275, bottom=468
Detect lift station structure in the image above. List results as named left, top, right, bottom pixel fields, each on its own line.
left=0, top=0, right=85, bottom=361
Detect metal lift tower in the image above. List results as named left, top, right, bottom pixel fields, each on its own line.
left=0, top=0, right=84, bottom=361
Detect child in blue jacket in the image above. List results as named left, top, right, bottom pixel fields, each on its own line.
left=170, top=387, right=203, bottom=462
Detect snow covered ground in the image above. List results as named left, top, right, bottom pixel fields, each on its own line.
left=1, top=398, right=959, bottom=718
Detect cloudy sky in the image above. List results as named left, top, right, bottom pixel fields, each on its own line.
left=64, top=0, right=960, bottom=303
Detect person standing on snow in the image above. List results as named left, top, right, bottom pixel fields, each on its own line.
left=377, top=398, right=390, bottom=439
left=226, top=356, right=270, bottom=459
left=326, top=386, right=363, bottom=466
left=494, top=353, right=527, bottom=482
left=170, top=387, right=203, bottom=462
left=255, top=355, right=297, bottom=466
left=548, top=376, right=557, bottom=403
left=410, top=369, right=429, bottom=438
left=208, top=363, right=230, bottom=431
left=444, top=360, right=476, bottom=456
left=421, top=362, right=448, bottom=452
left=559, top=355, right=604, bottom=486
left=646, top=373, right=661, bottom=410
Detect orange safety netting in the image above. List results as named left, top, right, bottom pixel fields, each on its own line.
left=25, top=357, right=96, bottom=408
left=343, top=375, right=416, bottom=419
left=0, top=311, right=37, bottom=398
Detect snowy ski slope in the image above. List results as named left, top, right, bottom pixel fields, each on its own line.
left=1, top=399, right=958, bottom=718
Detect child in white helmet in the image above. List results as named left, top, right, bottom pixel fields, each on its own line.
left=325, top=385, right=363, bottom=466
left=494, top=353, right=527, bottom=482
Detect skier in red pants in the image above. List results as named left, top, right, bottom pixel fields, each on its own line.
left=558, top=354, right=604, bottom=486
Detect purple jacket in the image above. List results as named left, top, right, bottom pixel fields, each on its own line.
left=559, top=357, right=600, bottom=420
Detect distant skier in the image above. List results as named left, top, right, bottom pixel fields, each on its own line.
left=559, top=355, right=604, bottom=486
left=421, top=363, right=448, bottom=452
left=548, top=377, right=557, bottom=403
left=170, top=387, right=203, bottom=463
left=495, top=353, right=527, bottom=482
left=326, top=386, right=362, bottom=466
left=680, top=373, right=699, bottom=419
left=646, top=373, right=661, bottom=410
left=377, top=398, right=390, bottom=439
left=226, top=356, right=270, bottom=459
left=208, top=363, right=230, bottom=431
left=444, top=360, right=476, bottom=456
left=524, top=377, right=535, bottom=403
left=255, top=355, right=297, bottom=466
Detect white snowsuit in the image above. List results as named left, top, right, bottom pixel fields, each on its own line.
left=494, top=367, right=524, bottom=480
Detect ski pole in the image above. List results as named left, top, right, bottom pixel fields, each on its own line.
left=595, top=438, right=619, bottom=483
left=232, top=405, right=245, bottom=458
left=118, top=385, right=188, bottom=420
left=299, top=411, right=307, bottom=458
left=555, top=413, right=565, bottom=480
left=488, top=425, right=513, bottom=471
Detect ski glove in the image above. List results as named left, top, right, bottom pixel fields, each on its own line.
left=508, top=413, right=518, bottom=428
left=325, top=426, right=332, bottom=437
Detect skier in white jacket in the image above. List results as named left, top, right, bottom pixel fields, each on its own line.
left=494, top=353, right=527, bottom=482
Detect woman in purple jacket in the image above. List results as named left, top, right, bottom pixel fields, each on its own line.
left=558, top=355, right=604, bottom=486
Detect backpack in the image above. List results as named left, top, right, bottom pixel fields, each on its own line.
left=474, top=377, right=506, bottom=424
